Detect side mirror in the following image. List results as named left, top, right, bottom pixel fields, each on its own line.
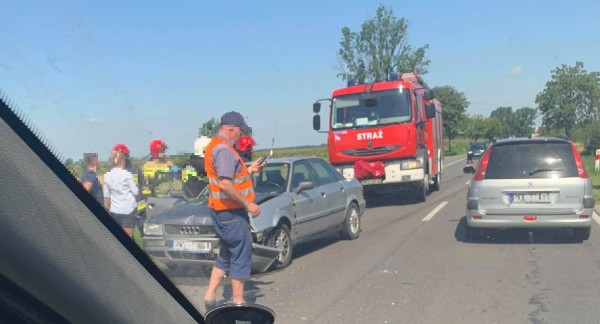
left=313, top=102, right=321, bottom=113
left=463, top=166, right=475, bottom=174
left=313, top=115, right=321, bottom=131
left=424, top=89, right=435, bottom=101
left=426, top=103, right=436, bottom=119
left=294, top=181, right=313, bottom=194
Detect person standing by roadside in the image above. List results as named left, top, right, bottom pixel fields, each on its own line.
left=103, top=150, right=139, bottom=238
left=81, top=153, right=103, bottom=205
left=203, top=111, right=265, bottom=308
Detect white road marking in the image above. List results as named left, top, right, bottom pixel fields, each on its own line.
left=592, top=212, right=600, bottom=226
left=445, top=157, right=466, bottom=167
left=466, top=180, right=470, bottom=185
left=422, top=201, right=448, bottom=221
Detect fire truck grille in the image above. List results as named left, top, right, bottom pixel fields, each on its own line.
left=164, top=225, right=216, bottom=235
left=341, top=145, right=400, bottom=156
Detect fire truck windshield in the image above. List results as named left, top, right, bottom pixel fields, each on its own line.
left=330, top=89, right=411, bottom=129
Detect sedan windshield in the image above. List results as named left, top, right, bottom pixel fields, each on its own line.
left=331, top=89, right=411, bottom=129
left=252, top=163, right=290, bottom=194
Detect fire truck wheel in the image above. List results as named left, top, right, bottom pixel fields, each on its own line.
left=416, top=174, right=428, bottom=202
left=431, top=173, right=441, bottom=192
left=340, top=203, right=360, bottom=240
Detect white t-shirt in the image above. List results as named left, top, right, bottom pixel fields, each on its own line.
left=103, top=167, right=139, bottom=214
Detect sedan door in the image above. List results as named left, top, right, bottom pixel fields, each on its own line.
left=308, top=159, right=348, bottom=228
left=291, top=161, right=330, bottom=238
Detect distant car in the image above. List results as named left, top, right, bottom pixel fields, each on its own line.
left=142, top=156, right=366, bottom=272
left=463, top=137, right=594, bottom=241
left=468, top=142, right=487, bottom=159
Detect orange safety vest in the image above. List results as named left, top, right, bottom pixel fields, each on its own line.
left=205, top=136, right=255, bottom=211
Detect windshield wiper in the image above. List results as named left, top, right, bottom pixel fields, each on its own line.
left=528, top=168, right=564, bottom=175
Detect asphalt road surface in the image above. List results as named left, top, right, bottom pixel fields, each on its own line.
left=172, top=155, right=600, bottom=324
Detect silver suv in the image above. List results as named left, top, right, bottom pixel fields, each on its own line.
left=463, top=137, right=594, bottom=241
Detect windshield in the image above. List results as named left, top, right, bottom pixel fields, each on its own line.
left=3, top=1, right=600, bottom=323
left=331, top=89, right=411, bottom=129
left=252, top=162, right=290, bottom=194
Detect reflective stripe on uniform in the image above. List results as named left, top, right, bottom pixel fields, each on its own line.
left=209, top=187, right=254, bottom=199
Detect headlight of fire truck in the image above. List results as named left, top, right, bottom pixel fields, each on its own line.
left=143, top=223, right=164, bottom=236
left=401, top=160, right=422, bottom=170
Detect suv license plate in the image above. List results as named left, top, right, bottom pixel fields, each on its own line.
left=507, top=193, right=551, bottom=204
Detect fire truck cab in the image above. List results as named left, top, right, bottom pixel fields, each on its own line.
left=313, top=72, right=443, bottom=202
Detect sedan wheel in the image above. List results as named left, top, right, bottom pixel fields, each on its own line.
left=341, top=203, right=360, bottom=240
left=268, top=224, right=292, bottom=270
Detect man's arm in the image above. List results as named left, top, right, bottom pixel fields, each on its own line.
left=218, top=177, right=260, bottom=217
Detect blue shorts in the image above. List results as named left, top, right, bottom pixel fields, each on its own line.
left=210, top=208, right=253, bottom=280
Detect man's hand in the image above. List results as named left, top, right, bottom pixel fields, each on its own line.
left=246, top=202, right=261, bottom=218
left=247, top=157, right=266, bottom=174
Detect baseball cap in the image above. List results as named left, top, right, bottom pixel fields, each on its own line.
left=221, top=111, right=250, bottom=133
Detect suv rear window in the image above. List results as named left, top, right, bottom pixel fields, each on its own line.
left=485, top=142, right=578, bottom=179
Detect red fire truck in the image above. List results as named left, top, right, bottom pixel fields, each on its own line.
left=312, top=72, right=443, bottom=202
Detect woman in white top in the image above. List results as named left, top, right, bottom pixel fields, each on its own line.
left=103, top=150, right=139, bottom=237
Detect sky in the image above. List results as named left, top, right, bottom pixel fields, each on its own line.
left=1, top=0, right=600, bottom=160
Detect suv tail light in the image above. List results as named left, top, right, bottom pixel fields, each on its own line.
left=570, top=143, right=589, bottom=178
left=472, top=147, right=492, bottom=181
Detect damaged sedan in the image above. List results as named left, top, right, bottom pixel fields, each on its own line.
left=141, top=156, right=366, bottom=273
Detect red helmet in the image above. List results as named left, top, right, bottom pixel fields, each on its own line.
left=237, top=135, right=255, bottom=152
left=112, top=143, right=130, bottom=156
left=149, top=139, right=167, bottom=157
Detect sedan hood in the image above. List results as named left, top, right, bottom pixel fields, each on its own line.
left=146, top=192, right=281, bottom=226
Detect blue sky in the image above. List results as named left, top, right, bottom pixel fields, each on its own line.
left=1, top=0, right=599, bottom=160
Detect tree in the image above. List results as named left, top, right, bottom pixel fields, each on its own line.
left=433, top=85, right=469, bottom=151
left=199, top=117, right=220, bottom=137
left=512, top=107, right=537, bottom=137
left=483, top=117, right=502, bottom=141
left=535, top=61, right=600, bottom=138
left=336, top=5, right=430, bottom=83
left=489, top=106, right=513, bottom=138
left=463, top=115, right=487, bottom=142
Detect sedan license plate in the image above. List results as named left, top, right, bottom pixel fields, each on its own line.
left=361, top=178, right=383, bottom=185
left=506, top=192, right=551, bottom=204
left=170, top=240, right=211, bottom=253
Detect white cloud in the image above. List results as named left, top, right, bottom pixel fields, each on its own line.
left=88, top=118, right=107, bottom=124
left=509, top=66, right=523, bottom=76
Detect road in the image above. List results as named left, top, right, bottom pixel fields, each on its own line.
left=173, top=155, right=600, bottom=324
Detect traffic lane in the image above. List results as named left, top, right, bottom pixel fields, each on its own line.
left=246, top=155, right=472, bottom=322
left=250, top=158, right=600, bottom=323
left=305, top=195, right=600, bottom=321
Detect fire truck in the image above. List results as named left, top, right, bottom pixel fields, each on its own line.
left=312, top=72, right=443, bottom=202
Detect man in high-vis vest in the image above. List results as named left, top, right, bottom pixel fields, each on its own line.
left=203, top=111, right=265, bottom=308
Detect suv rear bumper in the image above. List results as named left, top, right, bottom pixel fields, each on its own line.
left=466, top=210, right=593, bottom=229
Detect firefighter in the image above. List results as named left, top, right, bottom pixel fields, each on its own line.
left=237, top=134, right=256, bottom=163
left=142, top=139, right=172, bottom=188
left=182, top=136, right=210, bottom=199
